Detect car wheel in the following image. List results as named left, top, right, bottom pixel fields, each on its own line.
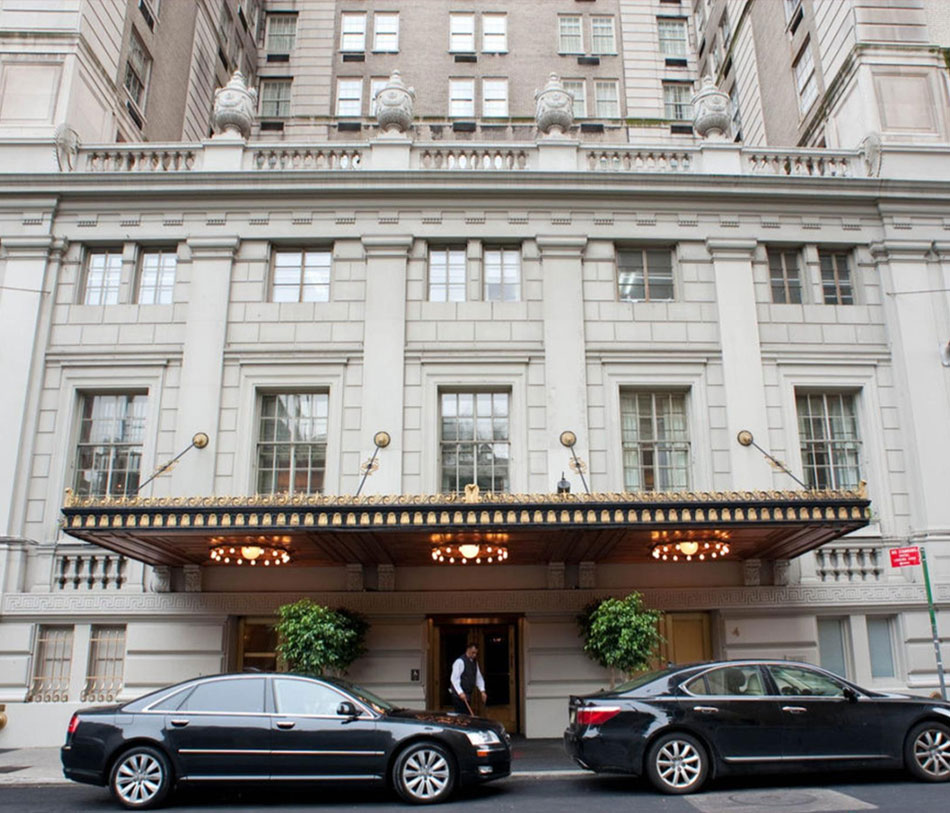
left=906, top=721, right=950, bottom=782
left=645, top=732, right=709, bottom=795
left=109, top=746, right=173, bottom=810
left=392, top=741, right=456, bottom=804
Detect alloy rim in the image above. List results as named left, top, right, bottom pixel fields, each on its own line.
left=402, top=747, right=450, bottom=800
left=914, top=729, right=950, bottom=778
left=115, top=752, right=163, bottom=805
left=656, top=739, right=702, bottom=789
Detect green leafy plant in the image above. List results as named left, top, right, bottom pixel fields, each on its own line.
left=578, top=592, right=663, bottom=686
left=275, top=599, right=368, bottom=677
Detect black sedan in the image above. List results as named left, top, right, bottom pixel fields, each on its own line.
left=565, top=659, right=950, bottom=794
left=62, top=672, right=510, bottom=808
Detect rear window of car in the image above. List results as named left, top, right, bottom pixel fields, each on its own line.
left=178, top=678, right=266, bottom=713
left=148, top=686, right=193, bottom=712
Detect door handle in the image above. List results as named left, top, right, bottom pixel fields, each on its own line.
left=169, top=719, right=190, bottom=727
left=276, top=720, right=296, bottom=730
left=782, top=706, right=807, bottom=714
left=692, top=706, right=719, bottom=713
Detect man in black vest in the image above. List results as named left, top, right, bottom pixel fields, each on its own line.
left=449, top=643, right=486, bottom=714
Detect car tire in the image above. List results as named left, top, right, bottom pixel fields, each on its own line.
left=905, top=721, right=950, bottom=782
left=109, top=745, right=174, bottom=810
left=645, top=732, right=709, bottom=795
left=392, top=740, right=457, bottom=804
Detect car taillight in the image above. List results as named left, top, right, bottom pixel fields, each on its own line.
left=575, top=706, right=622, bottom=726
left=67, top=714, right=80, bottom=736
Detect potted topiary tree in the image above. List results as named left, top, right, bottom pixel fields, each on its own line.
left=274, top=599, right=369, bottom=677
left=578, top=592, right=663, bottom=688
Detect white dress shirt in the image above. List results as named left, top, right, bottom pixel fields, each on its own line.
left=450, top=655, right=485, bottom=696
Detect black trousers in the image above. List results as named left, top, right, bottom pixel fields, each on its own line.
left=451, top=692, right=471, bottom=714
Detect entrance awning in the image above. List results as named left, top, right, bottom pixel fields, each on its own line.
left=61, top=486, right=871, bottom=568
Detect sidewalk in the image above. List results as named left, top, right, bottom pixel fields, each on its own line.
left=0, top=738, right=581, bottom=786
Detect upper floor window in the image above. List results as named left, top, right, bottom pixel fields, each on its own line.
left=272, top=249, right=331, bottom=302
left=558, top=16, right=583, bottom=53
left=594, top=79, right=619, bottom=118
left=336, top=78, right=363, bottom=117
left=784, top=0, right=803, bottom=23
left=257, top=393, right=328, bottom=495
left=440, top=391, right=510, bottom=493
left=266, top=14, right=297, bottom=56
left=794, top=41, right=817, bottom=114
left=819, top=250, right=853, bottom=305
left=74, top=393, right=147, bottom=497
left=767, top=248, right=802, bottom=304
left=82, top=625, right=126, bottom=703
left=658, top=18, right=688, bottom=57
left=137, top=249, right=176, bottom=305
left=719, top=8, right=732, bottom=46
left=340, top=12, right=366, bottom=52
left=28, top=625, right=73, bottom=702
left=429, top=247, right=466, bottom=302
left=618, top=248, right=674, bottom=301
left=450, top=13, right=475, bottom=52
left=449, top=79, right=475, bottom=118
left=730, top=85, right=742, bottom=140
left=663, top=82, right=693, bottom=120
left=482, top=14, right=507, bottom=53
left=621, top=391, right=690, bottom=491
left=591, top=16, right=616, bottom=55
left=260, top=79, right=291, bottom=117
left=796, top=392, right=861, bottom=490
left=83, top=250, right=122, bottom=305
left=370, top=77, right=388, bottom=117
left=373, top=12, right=399, bottom=52
left=124, top=31, right=150, bottom=107
left=484, top=248, right=520, bottom=302
left=563, top=79, right=587, bottom=118
left=482, top=78, right=508, bottom=117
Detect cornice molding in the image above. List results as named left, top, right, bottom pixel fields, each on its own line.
left=360, top=235, right=414, bottom=256
left=185, top=235, right=240, bottom=257
left=535, top=235, right=588, bottom=256
left=0, top=235, right=54, bottom=256
left=706, top=238, right=758, bottom=259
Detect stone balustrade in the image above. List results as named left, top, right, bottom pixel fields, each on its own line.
left=414, top=147, right=532, bottom=170
left=745, top=149, right=857, bottom=177
left=54, top=550, right=128, bottom=590
left=250, top=147, right=364, bottom=170
left=585, top=149, right=696, bottom=172
left=84, top=147, right=197, bottom=172
left=813, top=545, right=884, bottom=583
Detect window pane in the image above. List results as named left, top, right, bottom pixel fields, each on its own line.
left=83, top=626, right=126, bottom=702
left=374, top=13, right=399, bottom=52
left=274, top=679, right=348, bottom=716
left=796, top=392, right=861, bottom=490
left=449, top=80, right=474, bottom=117
left=594, top=81, right=619, bottom=118
left=483, top=79, right=508, bottom=117
left=591, top=17, right=615, bottom=54
left=664, top=83, right=692, bottom=120
left=261, top=80, right=291, bottom=117
left=257, top=393, right=328, bottom=495
left=336, top=79, right=362, bottom=116
left=267, top=15, right=296, bottom=54
left=559, top=16, right=583, bottom=53
left=817, top=618, right=848, bottom=678
left=770, top=665, right=847, bottom=697
left=75, top=393, right=147, bottom=497
left=341, top=13, right=366, bottom=51
left=429, top=248, right=466, bottom=301
left=867, top=617, right=896, bottom=678
left=84, top=252, right=122, bottom=305
left=483, top=14, right=507, bottom=52
left=138, top=251, right=176, bottom=304
left=621, top=392, right=689, bottom=492
left=441, top=390, right=510, bottom=493
left=658, top=19, right=687, bottom=57
left=450, top=14, right=474, bottom=51
left=563, top=80, right=586, bottom=118
left=29, top=625, right=73, bottom=702
left=182, top=678, right=265, bottom=713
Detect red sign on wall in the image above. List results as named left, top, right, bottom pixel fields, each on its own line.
left=889, top=546, right=921, bottom=568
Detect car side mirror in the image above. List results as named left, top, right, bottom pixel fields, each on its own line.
left=337, top=701, right=359, bottom=718
left=843, top=687, right=858, bottom=703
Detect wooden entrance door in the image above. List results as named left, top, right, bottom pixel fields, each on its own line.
left=659, top=612, right=712, bottom=665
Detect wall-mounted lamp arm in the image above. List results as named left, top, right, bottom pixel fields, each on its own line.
left=736, top=430, right=807, bottom=489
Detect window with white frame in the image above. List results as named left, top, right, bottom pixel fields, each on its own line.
left=767, top=248, right=802, bottom=304
left=450, top=13, right=475, bottom=52
left=266, top=14, right=297, bottom=55
left=794, top=41, right=817, bottom=114
left=137, top=249, right=176, bottom=305
left=563, top=79, right=587, bottom=118
left=257, top=393, right=329, bottom=495
left=817, top=617, right=850, bottom=678
left=83, top=250, right=123, bottom=305
left=618, top=248, right=674, bottom=301
left=449, top=79, right=475, bottom=118
left=440, top=391, right=510, bottom=493
left=663, top=82, right=692, bottom=120
left=340, top=12, right=366, bottom=51
left=482, top=13, right=507, bottom=53
left=866, top=616, right=897, bottom=679
left=658, top=18, right=688, bottom=57
left=591, top=16, right=616, bottom=55
left=620, top=391, right=691, bottom=491
left=124, top=31, right=150, bottom=107
left=484, top=248, right=520, bottom=301
left=373, top=12, right=399, bottom=52
left=272, top=249, right=331, bottom=303
left=260, top=79, right=292, bottom=117
left=370, top=77, right=388, bottom=116
left=82, top=626, right=126, bottom=702
left=796, top=392, right=861, bottom=490
left=594, top=79, right=619, bottom=118
left=336, top=78, right=363, bottom=117
left=74, top=393, right=147, bottom=497
left=28, top=625, right=73, bottom=702
left=482, top=78, right=508, bottom=117
left=429, top=247, right=466, bottom=301
left=819, top=250, right=853, bottom=305
left=558, top=16, right=583, bottom=53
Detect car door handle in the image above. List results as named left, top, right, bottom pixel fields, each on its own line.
left=275, top=720, right=296, bottom=730
left=169, top=719, right=190, bottom=727
left=692, top=706, right=719, bottom=713
left=782, top=706, right=807, bottom=714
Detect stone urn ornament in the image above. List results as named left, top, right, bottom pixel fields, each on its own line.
left=212, top=70, right=258, bottom=139
left=375, top=70, right=415, bottom=135
left=535, top=73, right=574, bottom=136
left=691, top=76, right=732, bottom=140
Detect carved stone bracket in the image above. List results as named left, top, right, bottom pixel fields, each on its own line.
left=579, top=561, right=596, bottom=590
left=345, top=563, right=364, bottom=592
left=148, top=566, right=171, bottom=593
left=743, top=559, right=762, bottom=587
left=773, top=559, right=791, bottom=586
left=183, top=565, right=202, bottom=593
left=547, top=562, right=565, bottom=590
left=377, top=564, right=395, bottom=592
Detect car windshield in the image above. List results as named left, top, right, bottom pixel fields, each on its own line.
left=325, top=677, right=395, bottom=714
left=612, top=668, right=673, bottom=694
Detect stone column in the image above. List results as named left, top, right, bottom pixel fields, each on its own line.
left=707, top=239, right=772, bottom=490
left=359, top=236, right=412, bottom=494
left=537, top=236, right=591, bottom=488
left=171, top=237, right=239, bottom=496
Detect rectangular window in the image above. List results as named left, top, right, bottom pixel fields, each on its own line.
left=482, top=13, right=507, bottom=53
left=336, top=78, right=363, bottom=117
left=768, top=248, right=802, bottom=304
left=373, top=12, right=399, bottom=52
left=784, top=0, right=803, bottom=22
left=663, top=82, right=693, bottom=120
left=340, top=12, right=366, bottom=51
left=591, top=16, right=616, bottom=55
left=450, top=13, right=475, bottom=52
left=260, top=79, right=291, bottom=117
left=124, top=31, right=150, bottom=106
left=370, top=77, right=388, bottom=117
left=559, top=16, right=583, bottom=53
left=83, top=250, right=123, bottom=305
left=618, top=248, right=674, bottom=301
left=621, top=392, right=690, bottom=491
left=82, top=626, right=126, bottom=702
left=482, top=79, right=508, bottom=118
left=484, top=248, right=520, bottom=301
left=658, top=18, right=688, bottom=57
left=440, top=391, right=510, bottom=493
left=720, top=8, right=732, bottom=46
left=730, top=85, right=742, bottom=139
left=563, top=79, right=587, bottom=119
left=257, top=393, right=328, bottom=495
left=794, top=42, right=817, bottom=114
left=266, top=14, right=297, bottom=55
left=137, top=249, right=176, bottom=305
left=74, top=393, right=147, bottom=497
left=867, top=617, right=897, bottom=679
left=819, top=250, right=853, bottom=305
left=28, top=625, right=73, bottom=702
left=449, top=79, right=475, bottom=118
left=272, top=250, right=331, bottom=303
left=594, top=80, right=619, bottom=118
left=428, top=247, right=466, bottom=302
left=817, top=617, right=849, bottom=678
left=796, top=392, right=861, bottom=490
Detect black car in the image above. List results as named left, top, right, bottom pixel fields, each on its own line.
left=565, top=659, right=950, bottom=794
left=62, top=672, right=510, bottom=809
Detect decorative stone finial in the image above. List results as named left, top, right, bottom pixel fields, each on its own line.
left=535, top=73, right=574, bottom=136
left=212, top=71, right=257, bottom=140
left=692, top=76, right=732, bottom=141
left=374, top=70, right=415, bottom=135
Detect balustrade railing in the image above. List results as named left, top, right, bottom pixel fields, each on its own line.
left=54, top=551, right=127, bottom=590
left=585, top=149, right=696, bottom=172
left=250, top=147, right=363, bottom=170
left=745, top=149, right=856, bottom=177
left=85, top=148, right=197, bottom=172
left=814, top=545, right=883, bottom=583
left=414, top=147, right=531, bottom=170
